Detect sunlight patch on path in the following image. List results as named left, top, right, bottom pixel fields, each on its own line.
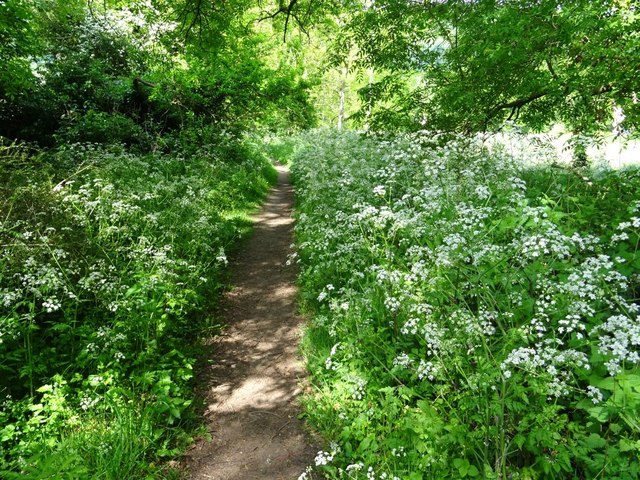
left=187, top=165, right=316, bottom=480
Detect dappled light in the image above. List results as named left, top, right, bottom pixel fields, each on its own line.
left=1, top=0, right=639, bottom=478
left=187, top=166, right=316, bottom=480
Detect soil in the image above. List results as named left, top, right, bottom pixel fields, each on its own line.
left=186, top=165, right=318, bottom=480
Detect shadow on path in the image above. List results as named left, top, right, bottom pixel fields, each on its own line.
left=187, top=165, right=317, bottom=480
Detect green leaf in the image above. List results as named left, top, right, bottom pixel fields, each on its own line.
left=585, top=433, right=606, bottom=449
left=0, top=424, right=16, bottom=442
left=591, top=376, right=615, bottom=391
left=454, top=458, right=471, bottom=477
left=587, top=406, right=611, bottom=423
left=618, top=374, right=640, bottom=392
left=619, top=438, right=640, bottom=452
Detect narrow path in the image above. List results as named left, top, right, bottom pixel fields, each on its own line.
left=187, top=165, right=317, bottom=480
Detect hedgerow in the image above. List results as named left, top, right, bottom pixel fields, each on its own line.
left=292, top=130, right=640, bottom=480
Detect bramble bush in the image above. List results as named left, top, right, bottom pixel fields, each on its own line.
left=292, top=130, right=640, bottom=479
left=0, top=133, right=276, bottom=477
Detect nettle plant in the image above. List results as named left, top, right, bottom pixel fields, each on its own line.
left=292, top=130, right=640, bottom=479
left=0, top=138, right=273, bottom=470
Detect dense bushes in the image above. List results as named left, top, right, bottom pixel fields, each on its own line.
left=0, top=133, right=276, bottom=477
left=0, top=1, right=316, bottom=148
left=292, top=130, right=640, bottom=479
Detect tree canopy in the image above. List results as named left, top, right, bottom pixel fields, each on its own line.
left=0, top=0, right=316, bottom=145
left=334, top=0, right=640, bottom=135
left=1, top=0, right=638, bottom=141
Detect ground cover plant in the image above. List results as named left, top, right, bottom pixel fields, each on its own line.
left=0, top=134, right=276, bottom=478
left=292, top=130, right=640, bottom=479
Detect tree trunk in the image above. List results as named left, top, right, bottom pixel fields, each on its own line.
left=338, top=65, right=347, bottom=130
left=365, top=66, right=374, bottom=131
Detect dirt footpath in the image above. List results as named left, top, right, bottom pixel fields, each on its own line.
left=187, top=165, right=317, bottom=480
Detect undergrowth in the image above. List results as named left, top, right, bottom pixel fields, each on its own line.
left=0, top=132, right=276, bottom=478
left=292, top=130, right=640, bottom=480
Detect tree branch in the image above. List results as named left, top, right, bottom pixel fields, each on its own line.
left=485, top=84, right=615, bottom=127
left=545, top=58, right=559, bottom=80
left=256, top=0, right=300, bottom=42
left=134, top=77, right=156, bottom=88
left=487, top=91, right=548, bottom=121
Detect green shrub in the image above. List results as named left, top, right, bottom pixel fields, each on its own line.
left=55, top=111, right=148, bottom=147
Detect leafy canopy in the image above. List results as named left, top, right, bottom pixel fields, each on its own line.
left=333, top=0, right=640, bottom=134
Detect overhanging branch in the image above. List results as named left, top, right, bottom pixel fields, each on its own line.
left=488, top=91, right=548, bottom=119
left=257, top=0, right=300, bottom=42
left=485, top=84, right=615, bottom=127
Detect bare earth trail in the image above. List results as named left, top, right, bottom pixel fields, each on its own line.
left=187, top=165, right=318, bottom=480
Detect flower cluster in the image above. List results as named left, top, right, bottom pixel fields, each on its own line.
left=293, top=129, right=640, bottom=479
left=0, top=136, right=275, bottom=468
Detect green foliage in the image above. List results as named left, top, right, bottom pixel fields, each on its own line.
left=0, top=0, right=40, bottom=100
left=0, top=4, right=309, bottom=473
left=1, top=0, right=317, bottom=145
left=261, top=135, right=300, bottom=166
left=331, top=0, right=640, bottom=135
left=2, top=1, right=159, bottom=143
left=0, top=133, right=276, bottom=476
left=292, top=129, right=640, bottom=479
left=1, top=394, right=172, bottom=480
left=56, top=110, right=148, bottom=146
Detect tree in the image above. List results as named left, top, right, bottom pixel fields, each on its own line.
left=334, top=0, right=640, bottom=135
left=0, top=0, right=317, bottom=144
left=0, top=0, right=41, bottom=95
